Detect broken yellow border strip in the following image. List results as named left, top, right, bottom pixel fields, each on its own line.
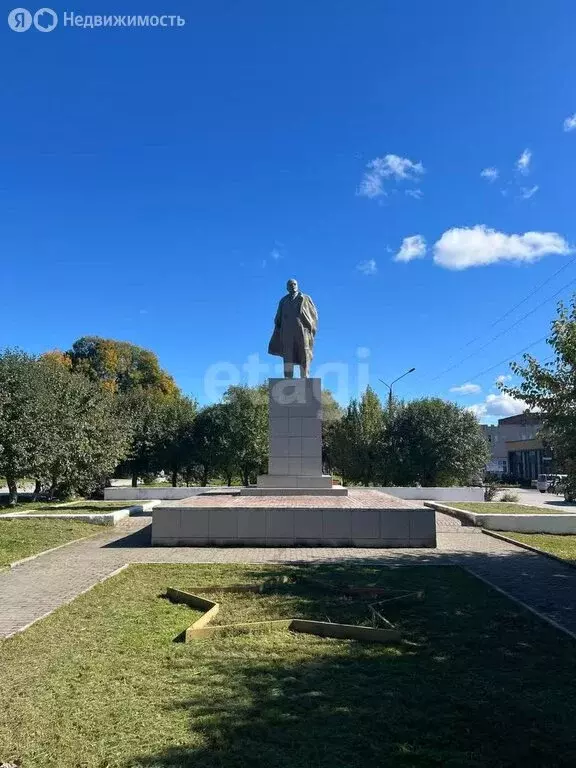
left=166, top=586, right=401, bottom=644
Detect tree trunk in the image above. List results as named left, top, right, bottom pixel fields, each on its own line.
left=242, top=468, right=250, bottom=487
left=6, top=475, right=18, bottom=507
left=201, top=467, right=208, bottom=487
left=171, top=469, right=178, bottom=487
left=48, top=475, right=58, bottom=501
left=33, top=479, right=42, bottom=499
left=226, top=472, right=233, bottom=487
left=131, top=473, right=138, bottom=488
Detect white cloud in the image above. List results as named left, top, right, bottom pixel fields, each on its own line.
left=394, top=234, right=426, bottom=263
left=405, top=188, right=423, bottom=199
left=495, top=374, right=512, bottom=385
left=270, top=248, right=282, bottom=260
left=467, top=392, right=529, bottom=421
left=516, top=148, right=532, bottom=175
left=357, top=154, right=424, bottom=198
left=480, top=167, right=499, bottom=182
left=433, top=225, right=571, bottom=270
left=450, top=382, right=482, bottom=395
left=520, top=184, right=539, bottom=200
left=357, top=258, right=377, bottom=275
left=563, top=114, right=576, bottom=132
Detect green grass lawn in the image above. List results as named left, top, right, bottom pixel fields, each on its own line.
left=503, top=533, right=576, bottom=563
left=2, top=563, right=576, bottom=767
left=0, top=499, right=141, bottom=514
left=0, top=519, right=103, bottom=567
left=450, top=502, right=574, bottom=515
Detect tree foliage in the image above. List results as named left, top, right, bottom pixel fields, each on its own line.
left=185, top=403, right=233, bottom=486
left=0, top=350, right=48, bottom=504
left=0, top=350, right=130, bottom=503
left=503, top=297, right=576, bottom=497
left=321, top=389, right=344, bottom=472
left=329, top=387, right=385, bottom=484
left=222, top=385, right=268, bottom=486
left=156, top=396, right=198, bottom=486
left=36, top=359, right=131, bottom=498
left=385, top=398, right=489, bottom=487
left=48, top=336, right=179, bottom=397
left=118, top=389, right=171, bottom=487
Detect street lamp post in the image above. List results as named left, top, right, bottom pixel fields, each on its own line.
left=379, top=368, right=416, bottom=410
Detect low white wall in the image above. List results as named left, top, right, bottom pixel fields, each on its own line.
left=104, top=487, right=238, bottom=500
left=374, top=487, right=485, bottom=502
left=105, top=485, right=485, bottom=502
left=0, top=501, right=159, bottom=526
left=477, top=514, right=576, bottom=534
left=426, top=502, right=576, bottom=534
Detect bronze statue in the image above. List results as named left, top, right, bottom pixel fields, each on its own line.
left=268, top=279, right=318, bottom=378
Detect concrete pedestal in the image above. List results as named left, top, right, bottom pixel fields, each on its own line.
left=151, top=490, right=437, bottom=547
left=240, top=377, right=346, bottom=497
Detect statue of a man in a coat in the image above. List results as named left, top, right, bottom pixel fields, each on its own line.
left=268, top=279, right=318, bottom=378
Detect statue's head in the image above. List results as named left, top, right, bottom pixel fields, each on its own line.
left=286, top=278, right=298, bottom=295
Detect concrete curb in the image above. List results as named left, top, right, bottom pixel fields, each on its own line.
left=424, top=501, right=576, bottom=534
left=2, top=564, right=130, bottom=640
left=0, top=501, right=159, bottom=526
left=8, top=529, right=106, bottom=568
left=481, top=529, right=576, bottom=570
left=424, top=501, right=481, bottom=526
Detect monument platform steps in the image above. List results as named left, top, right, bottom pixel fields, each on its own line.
left=240, top=485, right=348, bottom=497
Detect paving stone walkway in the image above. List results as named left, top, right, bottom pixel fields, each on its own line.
left=2, top=509, right=576, bottom=639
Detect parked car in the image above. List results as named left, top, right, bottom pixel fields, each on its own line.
left=536, top=473, right=567, bottom=493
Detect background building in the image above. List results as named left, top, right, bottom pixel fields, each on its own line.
left=482, top=413, right=556, bottom=482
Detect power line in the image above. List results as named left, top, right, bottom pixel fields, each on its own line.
left=430, top=275, right=576, bottom=382
left=484, top=256, right=576, bottom=330
left=435, top=254, right=576, bottom=368
left=466, top=335, right=549, bottom=381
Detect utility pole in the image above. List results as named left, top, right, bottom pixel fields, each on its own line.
left=379, top=368, right=416, bottom=411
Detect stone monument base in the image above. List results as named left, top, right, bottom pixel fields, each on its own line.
left=151, top=489, right=437, bottom=547
left=150, top=376, right=438, bottom=547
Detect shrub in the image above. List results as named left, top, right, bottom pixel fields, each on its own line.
left=484, top=484, right=498, bottom=501
left=500, top=491, right=519, bottom=503
left=562, top=476, right=576, bottom=503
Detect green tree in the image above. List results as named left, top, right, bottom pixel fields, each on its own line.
left=503, top=298, right=576, bottom=497
left=51, top=336, right=179, bottom=397
left=119, top=389, right=170, bottom=487
left=330, top=387, right=385, bottom=485
left=186, top=404, right=232, bottom=486
left=156, top=395, right=198, bottom=486
left=0, top=351, right=131, bottom=504
left=0, top=350, right=48, bottom=505
left=386, top=398, right=489, bottom=487
left=224, top=385, right=268, bottom=486
left=36, top=359, right=130, bottom=499
left=321, top=389, right=344, bottom=473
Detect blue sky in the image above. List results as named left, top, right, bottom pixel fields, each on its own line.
left=2, top=0, right=576, bottom=421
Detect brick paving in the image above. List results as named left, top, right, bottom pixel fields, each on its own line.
left=161, top=489, right=429, bottom=508
left=2, top=499, right=576, bottom=639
